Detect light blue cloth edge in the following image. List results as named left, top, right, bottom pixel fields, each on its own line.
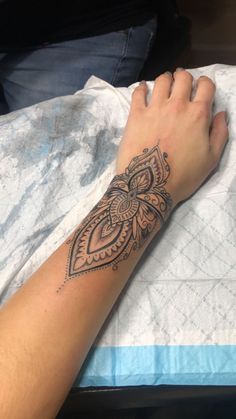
left=74, top=345, right=236, bottom=387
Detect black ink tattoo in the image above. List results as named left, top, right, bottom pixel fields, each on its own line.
left=57, top=145, right=172, bottom=292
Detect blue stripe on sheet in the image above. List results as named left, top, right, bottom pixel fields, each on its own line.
left=74, top=345, right=236, bottom=387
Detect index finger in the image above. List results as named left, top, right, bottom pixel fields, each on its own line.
left=193, top=76, right=216, bottom=106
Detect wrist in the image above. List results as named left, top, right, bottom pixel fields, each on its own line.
left=60, top=145, right=173, bottom=289
left=110, top=144, right=173, bottom=235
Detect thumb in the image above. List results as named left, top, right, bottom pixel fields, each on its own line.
left=209, top=111, right=229, bottom=160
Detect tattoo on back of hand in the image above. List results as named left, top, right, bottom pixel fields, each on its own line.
left=57, top=145, right=172, bottom=292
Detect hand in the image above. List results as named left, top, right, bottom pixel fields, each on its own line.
left=116, top=69, right=228, bottom=207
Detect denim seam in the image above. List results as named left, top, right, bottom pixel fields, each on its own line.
left=145, top=31, right=155, bottom=60
left=111, top=27, right=133, bottom=86
left=133, top=31, right=155, bottom=82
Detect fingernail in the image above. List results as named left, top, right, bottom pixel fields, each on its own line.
left=195, top=75, right=205, bottom=86
left=140, top=80, right=146, bottom=85
left=165, top=71, right=172, bottom=76
left=176, top=67, right=184, bottom=72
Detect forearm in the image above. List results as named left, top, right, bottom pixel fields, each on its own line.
left=0, top=146, right=172, bottom=419
left=0, top=242, right=133, bottom=419
left=0, top=69, right=228, bottom=419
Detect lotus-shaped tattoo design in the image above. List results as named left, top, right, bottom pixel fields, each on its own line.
left=66, top=145, right=172, bottom=280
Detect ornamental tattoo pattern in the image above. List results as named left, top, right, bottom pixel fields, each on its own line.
left=57, top=145, right=172, bottom=292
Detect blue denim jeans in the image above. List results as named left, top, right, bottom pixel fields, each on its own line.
left=0, top=17, right=156, bottom=114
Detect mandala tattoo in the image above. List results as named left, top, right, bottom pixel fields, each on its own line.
left=57, top=145, right=172, bottom=292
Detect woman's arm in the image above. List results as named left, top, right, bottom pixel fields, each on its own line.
left=0, top=70, right=228, bottom=419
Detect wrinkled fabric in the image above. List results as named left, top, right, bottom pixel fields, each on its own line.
left=0, top=65, right=236, bottom=386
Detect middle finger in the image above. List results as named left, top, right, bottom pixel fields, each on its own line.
left=170, top=69, right=193, bottom=101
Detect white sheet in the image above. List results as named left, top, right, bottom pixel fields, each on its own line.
left=0, top=64, right=236, bottom=351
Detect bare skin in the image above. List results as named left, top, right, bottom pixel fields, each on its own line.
left=0, top=69, right=228, bottom=419
left=117, top=70, right=227, bottom=204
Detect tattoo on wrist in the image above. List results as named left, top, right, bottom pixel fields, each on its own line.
left=57, top=145, right=172, bottom=292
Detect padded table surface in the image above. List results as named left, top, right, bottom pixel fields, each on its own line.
left=0, top=64, right=236, bottom=393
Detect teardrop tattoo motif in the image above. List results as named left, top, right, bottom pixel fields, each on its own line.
left=58, top=145, right=172, bottom=291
